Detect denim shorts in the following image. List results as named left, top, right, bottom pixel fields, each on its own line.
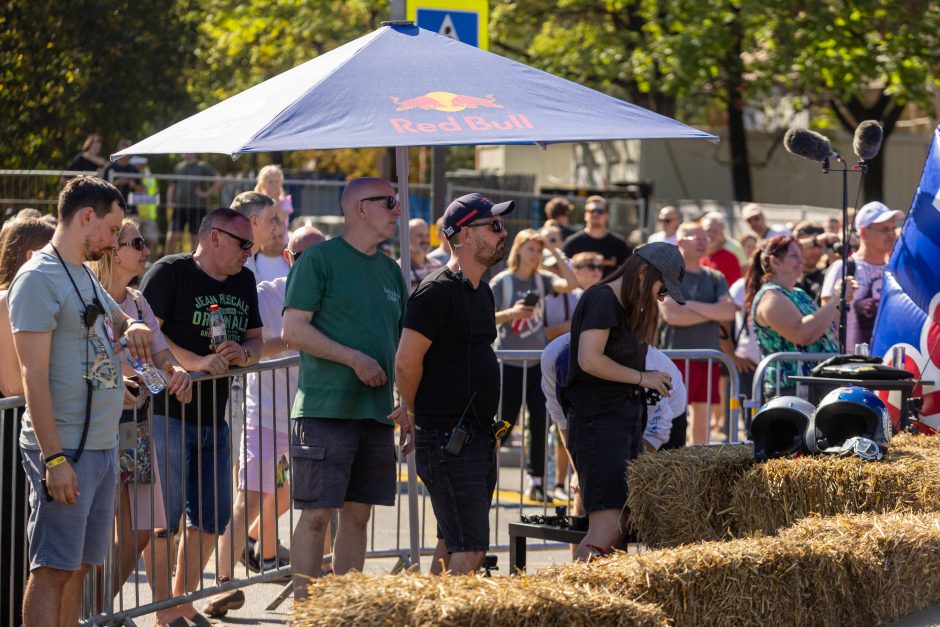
left=414, top=427, right=497, bottom=553
left=21, top=447, right=117, bottom=571
left=151, top=415, right=232, bottom=535
left=566, top=403, right=644, bottom=515
left=290, top=418, right=396, bottom=509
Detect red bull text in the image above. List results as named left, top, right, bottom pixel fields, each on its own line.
left=388, top=91, right=533, bottom=134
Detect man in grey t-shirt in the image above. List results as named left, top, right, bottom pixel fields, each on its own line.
left=9, top=177, right=152, bottom=627
left=658, top=222, right=736, bottom=446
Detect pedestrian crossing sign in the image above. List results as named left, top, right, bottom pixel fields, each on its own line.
left=407, top=0, right=488, bottom=50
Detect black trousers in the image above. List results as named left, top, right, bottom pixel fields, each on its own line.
left=499, top=363, right=548, bottom=478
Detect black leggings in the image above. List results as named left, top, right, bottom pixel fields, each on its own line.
left=499, top=363, right=548, bottom=478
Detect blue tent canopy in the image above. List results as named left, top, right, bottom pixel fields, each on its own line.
left=116, top=23, right=717, bottom=158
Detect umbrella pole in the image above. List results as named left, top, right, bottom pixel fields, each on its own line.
left=396, top=146, right=422, bottom=571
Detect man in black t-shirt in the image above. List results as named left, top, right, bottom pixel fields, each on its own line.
left=140, top=207, right=263, bottom=625
left=394, top=193, right=512, bottom=575
left=562, top=195, right=631, bottom=278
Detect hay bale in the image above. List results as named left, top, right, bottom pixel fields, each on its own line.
left=544, top=511, right=940, bottom=626
left=776, top=512, right=940, bottom=624
left=730, top=444, right=940, bottom=536
left=293, top=571, right=668, bottom=627
left=540, top=534, right=870, bottom=627
left=627, top=444, right=754, bottom=546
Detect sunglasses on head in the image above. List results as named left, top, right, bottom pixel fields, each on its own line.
left=118, top=237, right=149, bottom=251
left=575, top=263, right=603, bottom=271
left=214, top=227, right=254, bottom=250
left=465, top=219, right=504, bottom=233
left=360, top=195, right=399, bottom=210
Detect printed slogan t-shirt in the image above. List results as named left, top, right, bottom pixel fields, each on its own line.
left=141, top=253, right=261, bottom=425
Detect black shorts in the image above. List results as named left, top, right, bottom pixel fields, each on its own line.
left=171, top=206, right=203, bottom=235
left=289, top=418, right=396, bottom=509
left=414, top=427, right=497, bottom=553
left=566, top=403, right=645, bottom=515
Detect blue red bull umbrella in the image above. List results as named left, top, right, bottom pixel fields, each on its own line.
left=116, top=22, right=716, bottom=156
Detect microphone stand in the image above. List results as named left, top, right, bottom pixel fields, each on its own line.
left=822, top=157, right=866, bottom=355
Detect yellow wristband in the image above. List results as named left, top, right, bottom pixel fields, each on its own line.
left=45, top=455, right=67, bottom=470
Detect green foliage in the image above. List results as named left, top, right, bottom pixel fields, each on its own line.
left=0, top=0, right=198, bottom=168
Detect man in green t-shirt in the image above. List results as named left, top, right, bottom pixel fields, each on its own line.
left=282, top=177, right=407, bottom=598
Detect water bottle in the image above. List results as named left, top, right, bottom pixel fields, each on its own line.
left=119, top=336, right=166, bottom=394
left=209, top=304, right=227, bottom=350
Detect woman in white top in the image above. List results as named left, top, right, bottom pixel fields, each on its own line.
left=91, top=218, right=192, bottom=626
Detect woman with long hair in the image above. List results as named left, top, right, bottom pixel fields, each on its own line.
left=744, top=235, right=851, bottom=397
left=563, top=242, right=684, bottom=560
left=67, top=133, right=108, bottom=172
left=490, top=227, right=578, bottom=501
left=254, top=164, right=293, bottom=218
left=0, top=216, right=54, bottom=626
left=0, top=217, right=56, bottom=396
left=91, top=218, right=193, bottom=626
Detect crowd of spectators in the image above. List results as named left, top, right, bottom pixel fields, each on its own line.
left=0, top=144, right=906, bottom=623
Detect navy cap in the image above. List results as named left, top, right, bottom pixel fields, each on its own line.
left=442, top=193, right=515, bottom=238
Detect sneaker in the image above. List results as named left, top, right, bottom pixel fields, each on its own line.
left=527, top=485, right=553, bottom=503
left=552, top=485, right=569, bottom=502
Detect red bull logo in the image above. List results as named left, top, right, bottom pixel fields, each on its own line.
left=391, top=91, right=503, bottom=112
left=388, top=91, right=533, bottom=135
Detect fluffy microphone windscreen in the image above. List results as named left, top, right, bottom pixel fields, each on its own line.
left=784, top=128, right=833, bottom=162
left=853, top=120, right=884, bottom=161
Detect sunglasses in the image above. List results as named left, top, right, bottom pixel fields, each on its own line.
left=465, top=219, right=504, bottom=233
left=585, top=208, right=608, bottom=214
left=288, top=248, right=303, bottom=261
left=657, top=286, right=669, bottom=299
left=118, top=237, right=149, bottom=251
left=214, top=227, right=254, bottom=250
left=360, top=195, right=399, bottom=210
left=659, top=217, right=677, bottom=223
left=575, top=263, right=603, bottom=271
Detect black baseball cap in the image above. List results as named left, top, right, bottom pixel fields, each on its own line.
left=442, top=193, right=515, bottom=238
left=635, top=242, right=686, bottom=304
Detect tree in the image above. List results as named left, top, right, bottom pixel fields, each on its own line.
left=0, top=0, right=198, bottom=169
left=490, top=0, right=772, bottom=202
left=190, top=0, right=393, bottom=177
left=765, top=0, right=940, bottom=202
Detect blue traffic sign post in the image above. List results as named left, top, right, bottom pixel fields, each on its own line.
left=416, top=8, right=478, bottom=47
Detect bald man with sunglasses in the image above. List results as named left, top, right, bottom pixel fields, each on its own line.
left=282, top=177, right=407, bottom=597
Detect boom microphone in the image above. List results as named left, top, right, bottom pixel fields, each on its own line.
left=853, top=120, right=884, bottom=161
left=784, top=128, right=842, bottom=162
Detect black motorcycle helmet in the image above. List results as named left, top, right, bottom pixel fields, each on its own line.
left=751, top=396, right=815, bottom=462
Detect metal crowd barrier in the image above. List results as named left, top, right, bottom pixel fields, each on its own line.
left=749, top=352, right=835, bottom=409
left=2, top=348, right=744, bottom=625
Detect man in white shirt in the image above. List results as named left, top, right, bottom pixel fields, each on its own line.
left=648, top=205, right=680, bottom=245
left=742, top=204, right=789, bottom=241
left=821, top=201, right=901, bottom=351
left=230, top=191, right=281, bottom=278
